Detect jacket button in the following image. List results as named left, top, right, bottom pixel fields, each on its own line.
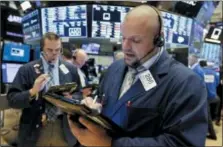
left=36, top=124, right=39, bottom=128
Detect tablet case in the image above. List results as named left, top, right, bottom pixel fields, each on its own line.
left=43, top=83, right=127, bottom=137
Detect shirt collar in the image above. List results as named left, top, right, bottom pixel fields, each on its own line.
left=40, top=54, right=59, bottom=69
left=191, top=62, right=199, bottom=70
left=129, top=47, right=164, bottom=73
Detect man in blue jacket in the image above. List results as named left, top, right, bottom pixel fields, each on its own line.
left=7, top=32, right=81, bottom=147
left=200, top=60, right=220, bottom=139
left=68, top=5, right=208, bottom=147
left=189, top=54, right=205, bottom=80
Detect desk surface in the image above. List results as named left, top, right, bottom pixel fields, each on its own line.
left=0, top=94, right=9, bottom=111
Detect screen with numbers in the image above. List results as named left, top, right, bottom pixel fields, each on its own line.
left=161, top=11, right=193, bottom=45
left=22, top=10, right=41, bottom=41
left=200, top=43, right=222, bottom=66
left=92, top=5, right=132, bottom=39
left=41, top=5, right=87, bottom=37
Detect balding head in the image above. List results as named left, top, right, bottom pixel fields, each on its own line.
left=73, top=49, right=88, bottom=68
left=121, top=5, right=162, bottom=67
left=188, top=54, right=199, bottom=67
left=125, top=5, right=161, bottom=36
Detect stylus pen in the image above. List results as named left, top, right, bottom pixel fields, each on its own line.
left=93, top=95, right=98, bottom=104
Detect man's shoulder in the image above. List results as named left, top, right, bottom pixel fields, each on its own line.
left=61, top=60, right=76, bottom=69
left=169, top=61, right=202, bottom=83
left=109, top=59, right=125, bottom=70
left=20, top=60, right=41, bottom=70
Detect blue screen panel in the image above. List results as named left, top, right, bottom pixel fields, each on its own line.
left=161, top=11, right=193, bottom=45
left=22, top=10, right=41, bottom=41
left=41, top=5, right=87, bottom=37
left=2, top=42, right=31, bottom=62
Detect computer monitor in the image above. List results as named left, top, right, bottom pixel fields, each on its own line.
left=81, top=43, right=100, bottom=54
left=22, top=9, right=41, bottom=41
left=92, top=5, right=132, bottom=39
left=41, top=5, right=88, bottom=37
left=161, top=11, right=193, bottom=45
left=2, top=41, right=31, bottom=63
left=1, top=63, right=23, bottom=84
left=200, top=43, right=222, bottom=66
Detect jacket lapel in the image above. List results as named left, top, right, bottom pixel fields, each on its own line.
left=110, top=50, right=171, bottom=117
left=109, top=61, right=128, bottom=106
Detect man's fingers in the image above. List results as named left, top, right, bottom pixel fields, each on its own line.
left=68, top=116, right=84, bottom=137
left=79, top=117, right=104, bottom=134
left=37, top=74, right=49, bottom=83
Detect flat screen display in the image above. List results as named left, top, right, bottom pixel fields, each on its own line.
left=92, top=5, right=132, bottom=39
left=1, top=63, right=23, bottom=83
left=81, top=43, right=100, bottom=54
left=2, top=41, right=30, bottom=62
left=161, top=11, right=193, bottom=45
left=22, top=10, right=41, bottom=41
left=200, top=43, right=222, bottom=66
left=41, top=5, right=87, bottom=37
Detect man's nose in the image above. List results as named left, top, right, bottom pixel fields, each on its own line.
left=122, top=39, right=131, bottom=51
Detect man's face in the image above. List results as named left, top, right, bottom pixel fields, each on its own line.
left=73, top=55, right=86, bottom=68
left=121, top=18, right=155, bottom=67
left=188, top=56, right=196, bottom=66
left=43, top=39, right=62, bottom=63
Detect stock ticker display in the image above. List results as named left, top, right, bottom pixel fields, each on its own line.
left=200, top=43, right=222, bottom=66
left=161, top=11, right=193, bottom=45
left=92, top=5, right=132, bottom=39
left=41, top=5, right=87, bottom=37
left=22, top=10, right=41, bottom=41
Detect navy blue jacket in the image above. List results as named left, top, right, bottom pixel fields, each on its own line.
left=100, top=50, right=208, bottom=147
left=192, top=64, right=205, bottom=80
left=7, top=59, right=80, bottom=147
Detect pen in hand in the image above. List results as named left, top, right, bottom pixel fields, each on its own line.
left=93, top=95, right=98, bottom=104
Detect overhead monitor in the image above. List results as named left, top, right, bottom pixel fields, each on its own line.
left=22, top=10, right=41, bottom=41
left=2, top=41, right=31, bottom=63
left=92, top=5, right=132, bottom=39
left=161, top=11, right=193, bottom=45
left=81, top=43, right=100, bottom=54
left=200, top=43, right=222, bottom=66
left=1, top=63, right=23, bottom=84
left=41, top=5, right=87, bottom=37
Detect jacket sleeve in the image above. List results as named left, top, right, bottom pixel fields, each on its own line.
left=7, top=66, right=31, bottom=109
left=112, top=74, right=208, bottom=147
left=70, top=65, right=83, bottom=100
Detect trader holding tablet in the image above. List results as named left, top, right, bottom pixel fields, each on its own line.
left=7, top=32, right=81, bottom=147
left=68, top=5, right=208, bottom=147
